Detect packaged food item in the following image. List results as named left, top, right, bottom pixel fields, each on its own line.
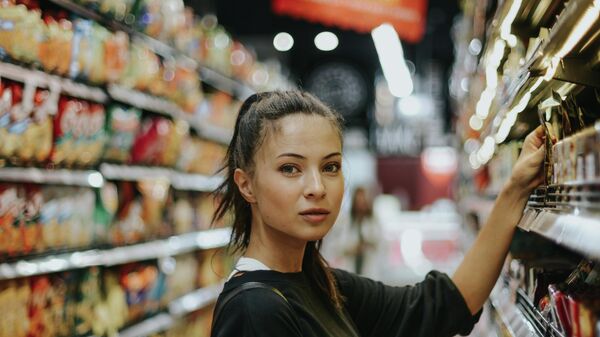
left=27, top=276, right=51, bottom=337
left=74, top=267, right=102, bottom=336
left=22, top=184, right=43, bottom=254
left=78, top=102, right=107, bottom=166
left=119, top=263, right=160, bottom=322
left=98, top=0, right=136, bottom=21
left=104, top=30, right=129, bottom=83
left=137, top=179, right=171, bottom=238
left=0, top=80, right=35, bottom=161
left=70, top=18, right=94, bottom=80
left=0, top=184, right=24, bottom=256
left=118, top=42, right=160, bottom=92
left=103, top=104, right=141, bottom=163
left=176, top=136, right=226, bottom=175
left=93, top=182, right=118, bottom=244
left=0, top=4, right=44, bottom=63
left=130, top=117, right=172, bottom=166
left=50, top=95, right=81, bottom=166
left=92, top=270, right=127, bottom=337
left=170, top=191, right=194, bottom=235
left=27, top=88, right=56, bottom=163
left=47, top=273, right=71, bottom=337
left=0, top=280, right=31, bottom=337
left=131, top=0, right=163, bottom=38
left=39, top=14, right=73, bottom=76
left=112, top=182, right=145, bottom=245
left=164, top=253, right=197, bottom=302
left=160, top=119, right=188, bottom=167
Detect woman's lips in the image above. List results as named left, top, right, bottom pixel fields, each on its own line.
left=299, top=209, right=330, bottom=223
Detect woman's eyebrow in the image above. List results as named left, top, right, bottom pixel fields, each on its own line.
left=323, top=152, right=342, bottom=159
left=277, top=153, right=305, bottom=159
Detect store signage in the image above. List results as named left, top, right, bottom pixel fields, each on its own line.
left=271, top=0, right=428, bottom=42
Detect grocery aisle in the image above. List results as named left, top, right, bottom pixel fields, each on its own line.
left=2, top=0, right=600, bottom=337
left=0, top=1, right=276, bottom=336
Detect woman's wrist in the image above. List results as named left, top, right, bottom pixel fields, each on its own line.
left=500, top=177, right=531, bottom=206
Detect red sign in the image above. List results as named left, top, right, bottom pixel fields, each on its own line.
left=272, top=0, right=428, bottom=43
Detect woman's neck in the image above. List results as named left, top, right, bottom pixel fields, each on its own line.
left=244, top=221, right=306, bottom=273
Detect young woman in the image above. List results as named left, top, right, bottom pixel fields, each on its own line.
left=210, top=91, right=545, bottom=337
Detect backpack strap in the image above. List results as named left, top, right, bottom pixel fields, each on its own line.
left=212, top=281, right=291, bottom=326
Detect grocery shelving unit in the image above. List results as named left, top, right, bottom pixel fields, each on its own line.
left=47, top=0, right=256, bottom=101
left=85, top=283, right=224, bottom=337
left=0, top=227, right=231, bottom=280
left=454, top=0, right=600, bottom=336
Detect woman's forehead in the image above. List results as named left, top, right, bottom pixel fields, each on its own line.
left=258, top=114, right=342, bottom=157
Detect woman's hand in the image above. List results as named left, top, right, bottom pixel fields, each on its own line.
left=507, top=126, right=547, bottom=195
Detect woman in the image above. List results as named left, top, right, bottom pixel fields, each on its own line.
left=211, top=91, right=545, bottom=337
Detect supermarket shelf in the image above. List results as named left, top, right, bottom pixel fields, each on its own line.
left=86, top=284, right=223, bottom=337
left=48, top=0, right=254, bottom=100
left=515, top=289, right=566, bottom=337
left=192, top=122, right=234, bottom=145
left=171, top=172, right=223, bottom=192
left=100, top=164, right=223, bottom=191
left=0, top=167, right=104, bottom=187
left=199, top=66, right=255, bottom=100
left=0, top=62, right=108, bottom=102
left=107, top=84, right=184, bottom=118
left=106, top=84, right=233, bottom=144
left=117, top=313, right=174, bottom=337
left=169, top=283, right=223, bottom=317
left=518, top=208, right=600, bottom=260
left=0, top=227, right=231, bottom=280
left=489, top=286, right=539, bottom=337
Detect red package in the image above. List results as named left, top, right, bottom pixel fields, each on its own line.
left=549, top=285, right=572, bottom=336
left=130, top=117, right=172, bottom=165
left=27, top=276, right=51, bottom=337
left=0, top=184, right=25, bottom=256
left=50, top=96, right=81, bottom=166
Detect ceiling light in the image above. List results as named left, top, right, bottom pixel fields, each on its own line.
left=371, top=24, right=413, bottom=98
left=273, top=32, right=294, bottom=52
left=314, top=31, right=338, bottom=51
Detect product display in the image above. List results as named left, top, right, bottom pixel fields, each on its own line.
left=0, top=1, right=297, bottom=336
left=453, top=0, right=600, bottom=336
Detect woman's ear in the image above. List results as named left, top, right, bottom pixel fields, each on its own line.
left=234, top=168, right=256, bottom=203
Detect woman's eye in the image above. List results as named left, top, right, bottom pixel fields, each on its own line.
left=323, top=162, right=341, bottom=173
left=280, top=164, right=300, bottom=175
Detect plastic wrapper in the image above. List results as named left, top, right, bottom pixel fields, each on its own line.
left=103, top=104, right=141, bottom=163
left=0, top=4, right=44, bottom=63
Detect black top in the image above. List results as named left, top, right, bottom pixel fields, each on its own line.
left=211, top=269, right=481, bottom=337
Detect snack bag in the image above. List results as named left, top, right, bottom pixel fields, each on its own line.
left=104, top=30, right=129, bottom=83
left=0, top=4, right=44, bottom=63
left=78, top=102, right=107, bottom=167
left=50, top=96, right=80, bottom=166
left=112, top=181, right=145, bottom=245
left=137, top=179, right=170, bottom=238
left=27, top=276, right=51, bottom=337
left=1, top=80, right=35, bottom=161
left=130, top=117, right=172, bottom=165
left=70, top=18, right=93, bottom=80
left=74, top=267, right=102, bottom=336
left=39, top=15, right=73, bottom=76
left=93, top=182, right=118, bottom=244
left=103, top=104, right=141, bottom=163
left=17, top=87, right=57, bottom=164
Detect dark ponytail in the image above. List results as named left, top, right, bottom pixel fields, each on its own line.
left=212, top=91, right=344, bottom=309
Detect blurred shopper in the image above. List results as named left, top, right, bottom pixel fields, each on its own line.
left=210, top=90, right=545, bottom=337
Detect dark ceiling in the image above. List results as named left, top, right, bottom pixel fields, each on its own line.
left=186, top=0, right=460, bottom=130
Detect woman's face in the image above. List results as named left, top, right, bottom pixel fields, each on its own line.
left=247, top=113, right=344, bottom=243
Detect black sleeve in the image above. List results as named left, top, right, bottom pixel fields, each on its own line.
left=210, top=288, right=304, bottom=337
left=333, top=269, right=482, bottom=337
